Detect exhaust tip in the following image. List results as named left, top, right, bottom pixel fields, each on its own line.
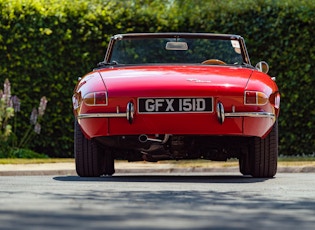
left=139, top=134, right=148, bottom=143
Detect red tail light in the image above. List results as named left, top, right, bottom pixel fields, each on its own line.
left=83, top=91, right=108, bottom=106
left=244, top=91, right=268, bottom=105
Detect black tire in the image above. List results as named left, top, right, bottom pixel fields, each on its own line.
left=74, top=120, right=115, bottom=177
left=239, top=152, right=251, bottom=176
left=239, top=121, right=278, bottom=178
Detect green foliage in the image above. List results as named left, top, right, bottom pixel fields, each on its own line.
left=0, top=0, right=314, bottom=156
left=0, top=147, right=48, bottom=159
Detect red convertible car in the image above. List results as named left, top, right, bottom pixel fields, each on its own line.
left=72, top=33, right=280, bottom=178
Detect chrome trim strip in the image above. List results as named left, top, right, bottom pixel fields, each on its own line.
left=78, top=113, right=127, bottom=119
left=225, top=112, right=275, bottom=118
left=78, top=102, right=135, bottom=121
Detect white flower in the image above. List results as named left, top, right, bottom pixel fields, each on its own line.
left=38, top=96, right=48, bottom=116
left=34, top=123, right=41, bottom=134
left=30, top=108, right=38, bottom=125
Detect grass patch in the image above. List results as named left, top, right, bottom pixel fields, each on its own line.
left=0, top=158, right=74, bottom=164
left=278, top=155, right=315, bottom=162
left=162, top=159, right=238, bottom=168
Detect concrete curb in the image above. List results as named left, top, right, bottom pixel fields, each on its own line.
left=1, top=162, right=315, bottom=176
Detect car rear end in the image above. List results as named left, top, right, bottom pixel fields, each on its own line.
left=73, top=33, right=280, bottom=178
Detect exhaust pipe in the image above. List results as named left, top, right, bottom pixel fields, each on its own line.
left=138, top=134, right=149, bottom=143
left=138, top=134, right=170, bottom=144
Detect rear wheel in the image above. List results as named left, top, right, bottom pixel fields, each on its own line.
left=239, top=152, right=251, bottom=176
left=239, top=121, right=278, bottom=178
left=74, top=120, right=115, bottom=177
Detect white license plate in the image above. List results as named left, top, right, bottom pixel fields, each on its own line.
left=138, top=97, right=213, bottom=113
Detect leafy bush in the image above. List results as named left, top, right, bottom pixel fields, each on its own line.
left=0, top=0, right=314, bottom=156
left=0, top=148, right=48, bottom=159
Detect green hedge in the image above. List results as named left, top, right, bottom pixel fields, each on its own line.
left=0, top=0, right=314, bottom=156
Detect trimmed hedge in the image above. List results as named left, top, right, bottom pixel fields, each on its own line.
left=0, top=0, right=314, bottom=156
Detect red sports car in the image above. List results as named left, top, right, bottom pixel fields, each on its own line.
left=72, top=33, right=280, bottom=178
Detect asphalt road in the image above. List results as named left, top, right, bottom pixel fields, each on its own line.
left=1, top=173, right=315, bottom=230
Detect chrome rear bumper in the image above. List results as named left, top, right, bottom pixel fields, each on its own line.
left=78, top=102, right=135, bottom=124
left=225, top=112, right=275, bottom=118
left=77, top=102, right=275, bottom=125
left=216, top=102, right=275, bottom=124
